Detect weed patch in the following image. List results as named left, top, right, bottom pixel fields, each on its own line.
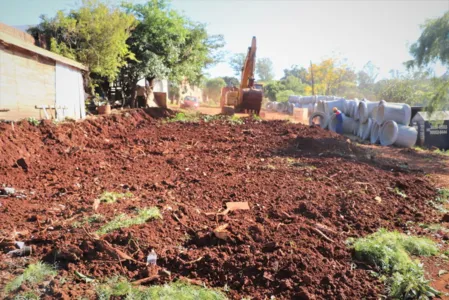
left=168, top=112, right=202, bottom=123
left=436, top=188, right=449, bottom=203
left=72, top=214, right=104, bottom=228
left=96, top=207, right=161, bottom=235
left=4, top=262, right=56, bottom=294
left=13, top=291, right=40, bottom=300
left=96, top=277, right=226, bottom=300
left=99, top=191, right=133, bottom=204
left=348, top=229, right=439, bottom=299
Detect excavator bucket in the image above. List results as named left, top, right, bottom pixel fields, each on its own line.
left=239, top=88, right=263, bottom=115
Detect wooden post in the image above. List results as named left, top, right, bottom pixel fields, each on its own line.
left=310, top=61, right=315, bottom=96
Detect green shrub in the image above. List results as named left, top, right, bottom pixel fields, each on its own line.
left=5, top=262, right=57, bottom=293
left=96, top=277, right=226, bottom=300
left=96, top=207, right=161, bottom=235
left=350, top=229, right=439, bottom=299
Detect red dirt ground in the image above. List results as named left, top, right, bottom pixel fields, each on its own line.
left=0, top=108, right=446, bottom=299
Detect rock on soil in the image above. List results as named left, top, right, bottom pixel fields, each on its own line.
left=0, top=109, right=440, bottom=299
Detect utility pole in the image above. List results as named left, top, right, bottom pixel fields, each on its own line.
left=310, top=61, right=315, bottom=96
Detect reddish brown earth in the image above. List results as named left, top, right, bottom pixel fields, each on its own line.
left=0, top=109, right=445, bottom=299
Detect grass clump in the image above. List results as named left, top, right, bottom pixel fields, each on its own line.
left=72, top=214, right=104, bottom=228
left=436, top=188, right=449, bottom=203
left=96, top=277, right=226, bottom=300
left=4, top=262, right=57, bottom=294
left=13, top=291, right=40, bottom=300
left=226, top=115, right=244, bottom=125
left=168, top=112, right=202, bottom=123
left=26, top=117, right=39, bottom=126
left=349, top=229, right=439, bottom=299
left=434, top=149, right=449, bottom=156
left=96, top=207, right=161, bottom=235
left=99, top=191, right=133, bottom=204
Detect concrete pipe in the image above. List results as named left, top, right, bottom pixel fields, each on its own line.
left=353, top=99, right=361, bottom=121
left=370, top=122, right=381, bottom=144
left=309, top=111, right=329, bottom=129
left=316, top=100, right=326, bottom=113
left=286, top=103, right=295, bottom=115
left=324, top=99, right=346, bottom=115
left=394, top=125, right=418, bottom=148
left=371, top=105, right=378, bottom=121
left=379, top=120, right=399, bottom=146
left=358, top=101, right=378, bottom=124
left=359, top=118, right=373, bottom=140
left=376, top=102, right=411, bottom=125
left=329, top=113, right=355, bottom=134
left=353, top=120, right=360, bottom=135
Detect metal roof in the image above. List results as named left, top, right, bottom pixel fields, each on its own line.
left=412, top=111, right=449, bottom=121
left=0, top=32, right=88, bottom=71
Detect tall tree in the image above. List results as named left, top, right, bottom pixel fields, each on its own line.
left=120, top=0, right=224, bottom=106
left=282, top=65, right=310, bottom=85
left=28, top=0, right=136, bottom=93
left=229, top=53, right=246, bottom=77
left=221, top=76, right=239, bottom=87
left=256, top=57, right=275, bottom=81
left=406, top=11, right=449, bottom=112
left=305, top=58, right=356, bottom=96
left=204, top=78, right=226, bottom=102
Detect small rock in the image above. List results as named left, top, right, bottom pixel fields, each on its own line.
left=16, top=158, right=29, bottom=171
left=442, top=214, right=449, bottom=223
left=302, top=274, right=313, bottom=285
left=374, top=196, right=382, bottom=203
left=281, top=279, right=293, bottom=290
left=297, top=287, right=314, bottom=300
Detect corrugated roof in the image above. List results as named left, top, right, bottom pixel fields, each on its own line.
left=0, top=32, right=88, bottom=71
left=413, top=111, right=449, bottom=121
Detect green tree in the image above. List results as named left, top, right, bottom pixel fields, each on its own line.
left=407, top=11, right=449, bottom=112
left=221, top=76, right=239, bottom=87
left=276, top=90, right=295, bottom=102
left=264, top=81, right=283, bottom=101
left=282, top=65, right=310, bottom=85
left=281, top=75, right=306, bottom=94
left=306, top=58, right=356, bottom=96
left=120, top=0, right=224, bottom=106
left=256, top=57, right=275, bottom=81
left=229, top=53, right=246, bottom=76
left=204, top=78, right=226, bottom=102
left=28, top=0, right=136, bottom=92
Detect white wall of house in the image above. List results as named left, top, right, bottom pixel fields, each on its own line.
left=55, top=63, right=85, bottom=120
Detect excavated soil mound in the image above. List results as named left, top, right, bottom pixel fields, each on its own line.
left=0, top=109, right=440, bottom=299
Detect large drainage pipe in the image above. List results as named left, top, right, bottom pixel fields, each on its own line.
left=358, top=101, right=378, bottom=124
left=324, top=99, right=346, bottom=115
left=376, top=102, right=411, bottom=125
left=394, top=124, right=418, bottom=148
left=370, top=122, right=381, bottom=144
left=359, top=118, right=373, bottom=140
left=329, top=113, right=355, bottom=134
left=309, top=111, right=329, bottom=129
left=380, top=120, right=399, bottom=146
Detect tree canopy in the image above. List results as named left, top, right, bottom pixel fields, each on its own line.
left=204, top=78, right=226, bottom=102
left=407, top=11, right=449, bottom=112
left=256, top=57, right=275, bottom=81
left=28, top=0, right=136, bottom=90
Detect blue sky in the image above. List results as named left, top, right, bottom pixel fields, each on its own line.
left=1, top=0, right=448, bottom=80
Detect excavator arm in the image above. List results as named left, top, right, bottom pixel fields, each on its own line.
left=222, top=36, right=263, bottom=115
left=240, top=37, right=257, bottom=90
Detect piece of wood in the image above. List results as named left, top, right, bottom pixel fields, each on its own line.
left=132, top=275, right=159, bottom=285
left=226, top=201, right=250, bottom=211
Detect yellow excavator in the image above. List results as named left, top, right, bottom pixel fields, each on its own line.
left=221, top=37, right=263, bottom=115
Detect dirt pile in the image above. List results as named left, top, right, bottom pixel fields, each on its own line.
left=0, top=109, right=440, bottom=299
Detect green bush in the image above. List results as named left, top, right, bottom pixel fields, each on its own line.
left=350, top=229, right=439, bottom=299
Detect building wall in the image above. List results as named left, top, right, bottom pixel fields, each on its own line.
left=0, top=45, right=56, bottom=120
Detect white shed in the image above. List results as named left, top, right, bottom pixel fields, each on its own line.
left=0, top=23, right=87, bottom=121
